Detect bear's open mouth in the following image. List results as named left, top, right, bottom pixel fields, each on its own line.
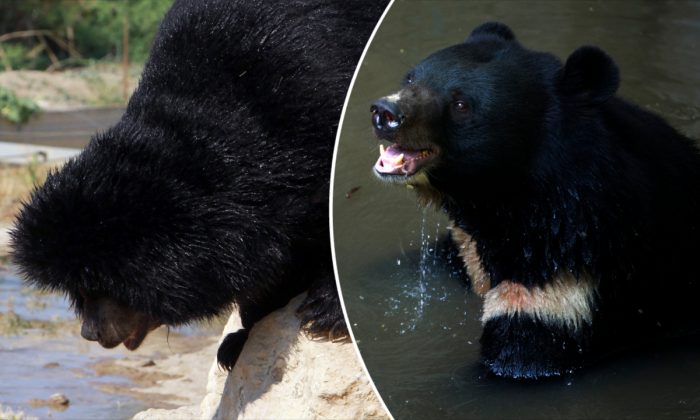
left=121, top=323, right=151, bottom=351
left=122, top=319, right=162, bottom=351
left=95, top=318, right=161, bottom=351
left=374, top=143, right=435, bottom=179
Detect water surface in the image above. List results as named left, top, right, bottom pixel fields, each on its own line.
left=0, top=266, right=217, bottom=419
left=0, top=269, right=148, bottom=419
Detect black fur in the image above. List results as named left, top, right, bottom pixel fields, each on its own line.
left=218, top=330, right=249, bottom=372
left=481, top=314, right=590, bottom=379
left=11, top=0, right=387, bottom=370
left=373, top=22, right=700, bottom=378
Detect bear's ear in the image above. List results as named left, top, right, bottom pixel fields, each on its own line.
left=559, top=46, right=620, bottom=104
left=467, top=22, right=515, bottom=42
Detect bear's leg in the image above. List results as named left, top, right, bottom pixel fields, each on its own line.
left=218, top=272, right=348, bottom=372
left=480, top=313, right=592, bottom=379
left=217, top=240, right=343, bottom=369
left=297, top=271, right=348, bottom=339
left=217, top=330, right=249, bottom=371
left=217, top=296, right=296, bottom=371
left=479, top=274, right=597, bottom=378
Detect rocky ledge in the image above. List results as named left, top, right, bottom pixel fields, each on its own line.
left=134, top=294, right=388, bottom=419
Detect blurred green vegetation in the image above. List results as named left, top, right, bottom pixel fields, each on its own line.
left=0, top=86, right=38, bottom=124
left=0, top=0, right=173, bottom=71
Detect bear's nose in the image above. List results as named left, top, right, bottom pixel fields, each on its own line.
left=371, top=99, right=403, bottom=132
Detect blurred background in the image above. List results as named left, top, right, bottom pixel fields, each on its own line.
left=0, top=2, right=225, bottom=419
left=0, top=0, right=171, bottom=220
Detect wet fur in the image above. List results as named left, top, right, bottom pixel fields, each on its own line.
left=11, top=0, right=387, bottom=370
left=378, top=22, right=700, bottom=378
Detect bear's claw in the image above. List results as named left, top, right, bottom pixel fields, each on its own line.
left=297, top=279, right=349, bottom=340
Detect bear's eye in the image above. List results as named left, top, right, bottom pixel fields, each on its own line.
left=450, top=98, right=471, bottom=122
left=404, top=73, right=414, bottom=85
left=453, top=100, right=469, bottom=112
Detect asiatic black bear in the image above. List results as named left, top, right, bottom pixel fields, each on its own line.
left=11, top=0, right=387, bottom=370
left=371, top=22, right=700, bottom=378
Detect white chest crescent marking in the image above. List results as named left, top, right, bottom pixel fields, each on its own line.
left=482, top=274, right=597, bottom=329
left=451, top=224, right=597, bottom=329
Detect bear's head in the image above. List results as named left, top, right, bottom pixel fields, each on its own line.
left=371, top=22, right=620, bottom=202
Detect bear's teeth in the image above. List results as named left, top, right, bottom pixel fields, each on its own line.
left=379, top=144, right=385, bottom=155
left=393, top=154, right=404, bottom=165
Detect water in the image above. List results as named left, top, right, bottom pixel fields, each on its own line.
left=0, top=266, right=218, bottom=419
left=380, top=212, right=454, bottom=335
left=333, top=1, right=700, bottom=418
left=0, top=269, right=150, bottom=419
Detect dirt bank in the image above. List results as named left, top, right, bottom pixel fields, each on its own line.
left=0, top=64, right=141, bottom=111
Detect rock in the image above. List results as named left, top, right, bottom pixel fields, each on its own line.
left=133, top=294, right=388, bottom=419
left=43, top=362, right=60, bottom=369
left=48, top=393, right=69, bottom=407
left=28, top=393, right=70, bottom=412
left=200, top=313, right=240, bottom=418
left=133, top=405, right=200, bottom=420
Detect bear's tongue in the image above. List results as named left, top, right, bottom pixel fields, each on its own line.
left=375, top=144, right=431, bottom=176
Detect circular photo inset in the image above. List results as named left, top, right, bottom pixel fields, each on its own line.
left=333, top=1, right=700, bottom=418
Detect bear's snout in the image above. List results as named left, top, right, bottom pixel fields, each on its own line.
left=371, top=98, right=404, bottom=136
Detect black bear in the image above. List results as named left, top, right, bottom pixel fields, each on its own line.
left=371, top=22, right=700, bottom=379
left=11, top=0, right=387, bottom=370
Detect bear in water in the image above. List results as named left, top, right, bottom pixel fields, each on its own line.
left=371, top=22, right=700, bottom=378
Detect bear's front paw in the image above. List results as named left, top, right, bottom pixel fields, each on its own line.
left=480, top=313, right=589, bottom=379
left=217, top=329, right=249, bottom=371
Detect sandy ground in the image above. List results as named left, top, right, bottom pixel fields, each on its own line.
left=87, top=323, right=224, bottom=409
left=0, top=64, right=141, bottom=111
left=0, top=161, right=56, bottom=223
